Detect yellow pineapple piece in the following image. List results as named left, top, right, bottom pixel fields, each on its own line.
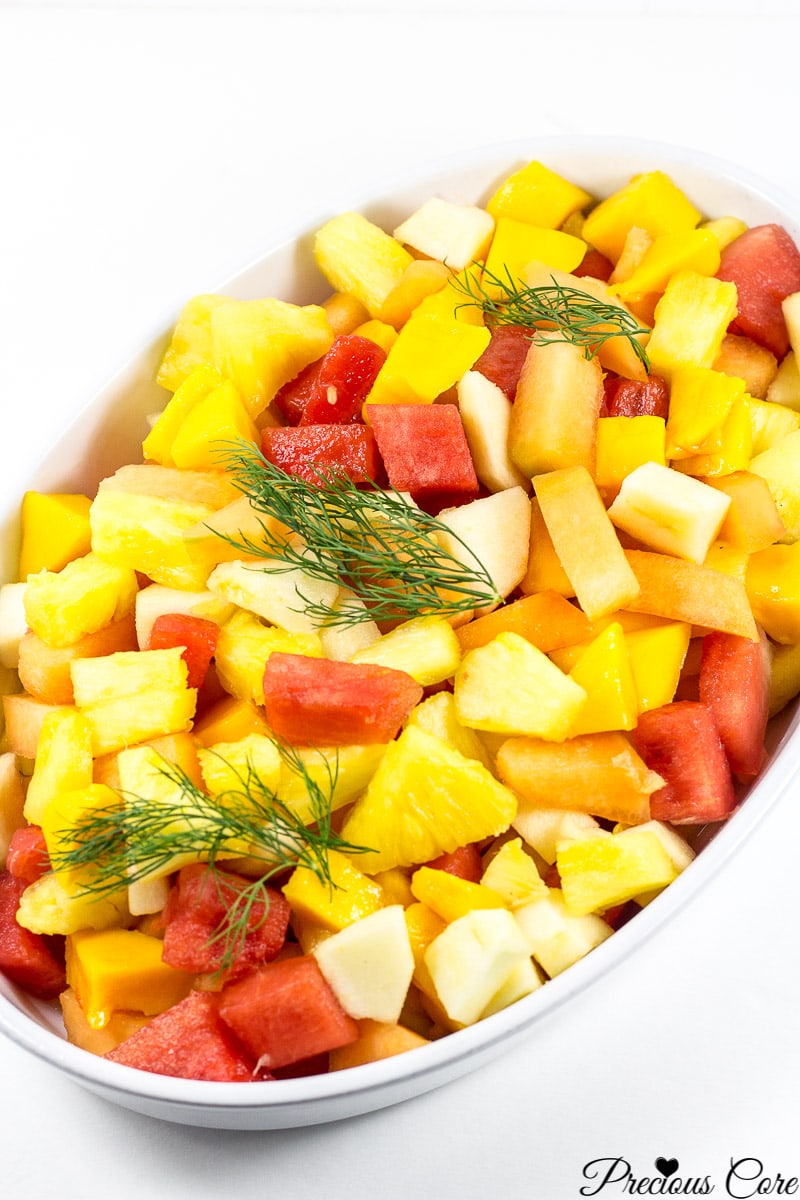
left=156, top=294, right=233, bottom=393
left=18, top=492, right=92, bottom=581
left=0, top=752, right=25, bottom=866
left=277, top=742, right=387, bottom=824
left=143, top=364, right=223, bottom=466
left=23, top=708, right=93, bottom=825
left=479, top=837, right=547, bottom=908
left=314, top=211, right=414, bottom=318
left=197, top=732, right=282, bottom=797
left=556, top=828, right=678, bottom=916
left=340, top=725, right=517, bottom=874
left=282, top=848, right=384, bottom=932
left=213, top=609, right=322, bottom=706
left=17, top=871, right=129, bottom=937
left=70, top=647, right=196, bottom=757
left=207, top=557, right=339, bottom=636
left=514, top=888, right=612, bottom=977
left=749, top=397, right=800, bottom=457
left=211, top=297, right=333, bottom=418
left=646, top=271, right=738, bottom=380
left=349, top=615, right=461, bottom=687
left=24, top=552, right=138, bottom=649
left=749, top=428, right=800, bottom=541
left=38, top=781, right=121, bottom=891
left=454, top=631, right=587, bottom=739
left=404, top=691, right=491, bottom=769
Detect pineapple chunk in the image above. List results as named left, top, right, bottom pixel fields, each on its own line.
left=479, top=837, right=548, bottom=908
left=349, top=615, right=461, bottom=687
left=318, top=592, right=381, bottom=661
left=424, top=907, right=532, bottom=1025
left=23, top=708, right=93, bottom=825
left=404, top=691, right=491, bottom=769
left=314, top=212, right=414, bottom=318
left=313, top=905, right=415, bottom=1024
left=514, top=889, right=612, bottom=977
left=607, top=461, right=731, bottom=563
left=481, top=956, right=544, bottom=1018
left=0, top=752, right=25, bottom=866
left=16, top=872, right=129, bottom=937
left=393, top=197, right=494, bottom=272
left=511, top=807, right=600, bottom=865
left=340, top=725, right=517, bottom=874
left=213, top=609, right=322, bottom=706
left=197, top=732, right=282, bottom=797
left=456, top=370, right=530, bottom=494
left=207, top=557, right=339, bottom=635
left=766, top=350, right=800, bottom=412
left=156, top=293, right=232, bottom=393
left=39, top=781, right=122, bottom=894
left=556, top=828, right=678, bottom=916
left=749, top=428, right=800, bottom=542
left=70, top=647, right=196, bottom=757
left=454, top=631, right=587, bottom=739
left=24, top=553, right=138, bottom=649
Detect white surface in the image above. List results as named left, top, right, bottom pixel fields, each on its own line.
left=2, top=4, right=800, bottom=1197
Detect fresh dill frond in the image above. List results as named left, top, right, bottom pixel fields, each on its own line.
left=451, top=265, right=650, bottom=372
left=211, top=439, right=501, bottom=627
left=49, top=743, right=370, bottom=976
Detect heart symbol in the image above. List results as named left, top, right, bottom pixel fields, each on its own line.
left=655, top=1158, right=679, bottom=1178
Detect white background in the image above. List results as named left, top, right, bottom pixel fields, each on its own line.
left=2, top=3, right=800, bottom=1198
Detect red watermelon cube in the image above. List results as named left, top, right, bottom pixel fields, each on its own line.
left=699, top=630, right=771, bottom=778
left=472, top=325, right=532, bottom=400
left=106, top=989, right=255, bottom=1081
left=0, top=871, right=66, bottom=999
left=5, top=825, right=51, bottom=886
left=147, top=612, right=220, bottom=691
left=364, top=403, right=479, bottom=509
left=261, top=424, right=381, bottom=485
left=630, top=701, right=737, bottom=824
left=716, top=224, right=800, bottom=358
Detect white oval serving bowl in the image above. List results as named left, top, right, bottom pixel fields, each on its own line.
left=1, top=135, right=799, bottom=1130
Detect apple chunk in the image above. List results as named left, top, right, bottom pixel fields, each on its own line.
left=312, top=905, right=415, bottom=1025
left=436, top=487, right=531, bottom=613
left=607, top=461, right=731, bottom=563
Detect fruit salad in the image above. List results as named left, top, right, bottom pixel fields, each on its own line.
left=2, top=157, right=800, bottom=1084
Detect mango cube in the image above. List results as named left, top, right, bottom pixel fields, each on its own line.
left=282, top=848, right=384, bottom=932
left=486, top=160, right=591, bottom=229
left=479, top=837, right=548, bottom=908
left=66, top=928, right=194, bottom=1026
left=581, top=170, right=701, bottom=264
left=18, top=492, right=92, bottom=580
left=350, top=615, right=461, bottom=688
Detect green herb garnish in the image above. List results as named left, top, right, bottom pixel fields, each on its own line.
left=213, top=439, right=501, bottom=627
left=452, top=265, right=650, bottom=371
left=50, top=743, right=369, bottom=976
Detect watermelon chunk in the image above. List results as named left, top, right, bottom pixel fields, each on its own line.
left=262, top=651, right=423, bottom=746
left=716, top=224, right=800, bottom=358
left=629, top=701, right=736, bottom=824
left=5, top=825, right=51, bottom=886
left=106, top=989, right=255, bottom=1081
left=364, top=403, right=479, bottom=509
left=218, top=954, right=359, bottom=1069
left=147, top=612, right=220, bottom=690
left=261, top=424, right=382, bottom=485
left=273, top=357, right=321, bottom=426
left=699, top=630, right=770, bottom=778
left=472, top=325, right=531, bottom=400
left=0, top=871, right=66, bottom=999
left=425, top=843, right=483, bottom=882
left=573, top=247, right=614, bottom=282
left=161, top=864, right=291, bottom=979
left=300, top=335, right=387, bottom=425
left=602, top=373, right=669, bottom=418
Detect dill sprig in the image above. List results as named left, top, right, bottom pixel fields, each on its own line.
left=49, top=743, right=370, bottom=976
left=452, top=265, right=650, bottom=371
left=212, top=439, right=501, bottom=626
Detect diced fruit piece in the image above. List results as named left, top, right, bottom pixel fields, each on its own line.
left=629, top=701, right=736, bottom=824
left=0, top=582, right=27, bottom=669
left=646, top=271, right=738, bottom=380
left=18, top=613, right=138, bottom=706
left=699, top=631, right=771, bottom=777
left=393, top=197, right=494, bottom=271
left=550, top=622, right=638, bottom=736
left=435, top=487, right=531, bottom=612
left=59, top=987, right=150, bottom=1057
left=410, top=865, right=505, bottom=924
left=0, top=870, right=67, bottom=998
left=66, top=928, right=194, bottom=1025
left=147, top=612, right=219, bottom=690
left=261, top=423, right=381, bottom=486
left=365, top=403, right=477, bottom=507
left=23, top=708, right=93, bottom=826
left=170, top=379, right=259, bottom=472
left=156, top=294, right=232, bottom=393
left=262, top=652, right=422, bottom=745
left=161, top=864, right=290, bottom=978
left=713, top=332, right=778, bottom=399
left=207, top=558, right=337, bottom=636
left=456, top=370, right=530, bottom=493
left=666, top=365, right=746, bottom=460
left=134, top=583, right=232, bottom=649
left=23, top=553, right=138, bottom=650
left=404, top=692, right=491, bottom=769
left=509, top=338, right=604, bottom=476
left=557, top=829, right=678, bottom=916
left=340, top=725, right=517, bottom=874
left=107, top=989, right=255, bottom=1081
left=454, top=631, right=587, bottom=739
left=746, top=542, right=800, bottom=644
left=511, top=807, right=600, bottom=865
left=581, top=170, right=701, bottom=264
left=298, top=334, right=387, bottom=424
left=703, top=471, right=786, bottom=552
left=594, top=415, right=666, bottom=498
left=603, top=374, right=669, bottom=418
left=425, top=843, right=484, bottom=882
left=472, top=324, right=531, bottom=399
left=519, top=498, right=575, bottom=598
left=15, top=870, right=129, bottom=937
left=769, top=641, right=800, bottom=716
left=218, top=953, right=359, bottom=1068
left=329, top=1019, right=429, bottom=1070
left=607, top=462, right=731, bottom=564
left=0, top=756, right=28, bottom=869
left=484, top=218, right=586, bottom=281
left=197, top=732, right=280, bottom=798
left=350, top=616, right=461, bottom=689
left=379, top=260, right=451, bottom=330
left=365, top=313, right=490, bottom=408
left=749, top=396, right=800, bottom=456
left=2, top=695, right=72, bottom=761
left=624, top=549, right=758, bottom=640
left=455, top=591, right=591, bottom=656
left=486, top=160, right=591, bottom=229
left=479, top=838, right=547, bottom=908
left=612, top=229, right=720, bottom=302
left=624, top=621, right=691, bottom=713
left=716, top=224, right=800, bottom=358
left=282, top=849, right=384, bottom=933
left=18, top=492, right=92, bottom=580
left=749, top=428, right=800, bottom=542
left=424, top=907, right=532, bottom=1025
left=314, top=211, right=414, bottom=318
left=212, top=610, right=322, bottom=705
left=534, top=466, right=640, bottom=621
left=313, top=905, right=415, bottom=1024
left=497, top=732, right=662, bottom=826
left=514, top=889, right=613, bottom=977
left=70, top=646, right=196, bottom=757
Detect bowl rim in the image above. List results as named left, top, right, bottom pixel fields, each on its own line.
left=2, top=131, right=800, bottom=1120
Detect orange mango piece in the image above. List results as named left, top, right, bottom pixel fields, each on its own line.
left=18, top=492, right=92, bottom=581
left=456, top=590, right=591, bottom=655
